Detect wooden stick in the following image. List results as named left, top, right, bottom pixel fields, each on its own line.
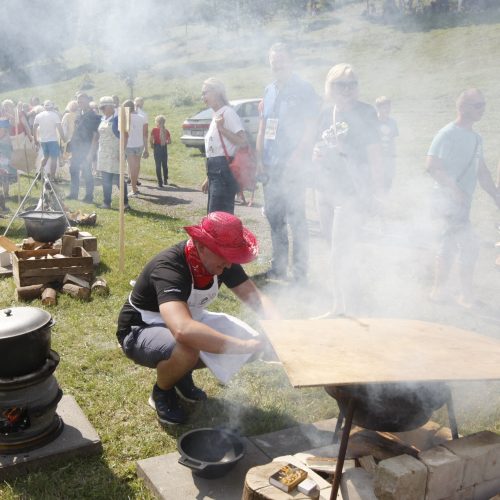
left=14, top=107, right=21, bottom=205
left=91, top=276, right=109, bottom=296
left=16, top=284, right=44, bottom=301
left=41, top=287, right=57, bottom=306
left=118, top=106, right=130, bottom=273
left=61, top=234, right=76, bottom=257
left=62, top=283, right=90, bottom=300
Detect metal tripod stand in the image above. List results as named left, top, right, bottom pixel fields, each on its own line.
left=3, top=168, right=71, bottom=237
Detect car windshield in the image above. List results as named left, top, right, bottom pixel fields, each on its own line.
left=191, top=108, right=214, bottom=120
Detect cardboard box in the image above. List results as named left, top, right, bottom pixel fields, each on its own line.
left=12, top=247, right=93, bottom=287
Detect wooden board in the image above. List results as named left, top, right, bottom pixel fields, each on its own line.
left=261, top=319, right=500, bottom=387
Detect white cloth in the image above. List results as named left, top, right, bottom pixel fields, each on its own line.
left=204, top=105, right=244, bottom=158
left=126, top=113, right=146, bottom=148
left=97, top=116, right=119, bottom=174
left=136, top=107, right=148, bottom=125
left=128, top=278, right=258, bottom=384
left=33, top=110, right=61, bottom=142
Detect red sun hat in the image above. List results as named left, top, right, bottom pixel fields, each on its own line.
left=184, top=212, right=258, bottom=264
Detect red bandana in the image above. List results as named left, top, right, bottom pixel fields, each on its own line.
left=184, top=239, right=214, bottom=288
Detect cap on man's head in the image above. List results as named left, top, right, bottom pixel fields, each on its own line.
left=43, top=100, right=54, bottom=109
left=184, top=212, right=258, bottom=264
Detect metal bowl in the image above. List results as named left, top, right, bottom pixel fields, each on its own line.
left=177, top=428, right=245, bottom=479
left=19, top=211, right=67, bottom=242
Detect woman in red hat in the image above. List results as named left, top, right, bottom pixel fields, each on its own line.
left=117, top=212, right=279, bottom=425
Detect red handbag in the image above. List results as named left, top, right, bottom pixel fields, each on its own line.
left=218, top=129, right=257, bottom=191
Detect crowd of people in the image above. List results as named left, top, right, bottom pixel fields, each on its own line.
left=1, top=42, right=499, bottom=426
left=0, top=94, right=172, bottom=212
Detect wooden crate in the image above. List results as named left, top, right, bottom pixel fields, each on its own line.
left=12, top=247, right=93, bottom=287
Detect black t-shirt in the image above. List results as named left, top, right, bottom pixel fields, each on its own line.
left=71, top=110, right=101, bottom=150
left=116, top=241, right=248, bottom=341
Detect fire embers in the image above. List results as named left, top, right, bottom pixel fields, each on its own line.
left=0, top=351, right=63, bottom=454
left=1, top=406, right=30, bottom=433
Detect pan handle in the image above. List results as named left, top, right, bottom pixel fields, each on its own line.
left=178, top=456, right=207, bottom=471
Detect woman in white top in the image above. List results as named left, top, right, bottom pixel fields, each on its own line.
left=201, top=78, right=246, bottom=214
left=123, top=99, right=149, bottom=196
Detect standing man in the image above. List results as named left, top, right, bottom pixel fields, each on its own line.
left=256, top=43, right=320, bottom=282
left=427, top=89, right=500, bottom=307
left=32, top=100, right=65, bottom=181
left=67, top=93, right=101, bottom=202
left=117, top=212, right=279, bottom=425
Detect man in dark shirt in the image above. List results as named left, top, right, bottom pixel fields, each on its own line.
left=67, top=93, right=101, bottom=202
left=117, top=212, right=279, bottom=425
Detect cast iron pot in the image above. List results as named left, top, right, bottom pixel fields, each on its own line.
left=177, top=428, right=245, bottom=479
left=325, top=382, right=450, bottom=432
left=19, top=211, right=67, bottom=243
left=0, top=307, right=53, bottom=378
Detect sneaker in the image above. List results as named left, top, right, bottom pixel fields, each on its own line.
left=102, top=203, right=111, bottom=209
left=129, top=191, right=139, bottom=197
left=158, top=182, right=163, bottom=188
left=148, top=384, right=187, bottom=425
left=136, top=181, right=142, bottom=186
left=126, top=178, right=131, bottom=184
left=175, top=371, right=207, bottom=403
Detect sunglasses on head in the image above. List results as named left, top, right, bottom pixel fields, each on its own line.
left=333, top=80, right=358, bottom=91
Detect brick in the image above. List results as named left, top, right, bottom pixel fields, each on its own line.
left=419, top=445, right=464, bottom=500
left=442, top=431, right=500, bottom=487
left=341, top=468, right=377, bottom=500
left=473, top=476, right=500, bottom=500
left=374, top=454, right=427, bottom=500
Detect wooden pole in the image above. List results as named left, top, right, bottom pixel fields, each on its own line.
left=118, top=106, right=130, bottom=273
left=14, top=107, right=21, bottom=205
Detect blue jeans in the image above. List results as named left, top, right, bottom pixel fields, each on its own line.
left=69, top=148, right=94, bottom=199
left=263, top=165, right=309, bottom=277
left=101, top=172, right=128, bottom=205
left=206, top=156, right=238, bottom=214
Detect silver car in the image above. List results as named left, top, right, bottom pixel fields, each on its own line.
left=181, top=98, right=261, bottom=152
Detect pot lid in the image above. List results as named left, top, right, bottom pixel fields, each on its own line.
left=0, top=307, right=52, bottom=338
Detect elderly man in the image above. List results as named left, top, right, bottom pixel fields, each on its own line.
left=117, top=212, right=279, bottom=425
left=256, top=43, right=320, bottom=282
left=32, top=100, right=66, bottom=181
left=427, top=88, right=500, bottom=307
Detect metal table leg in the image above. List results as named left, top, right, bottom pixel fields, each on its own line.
left=330, top=398, right=355, bottom=500
left=333, top=410, right=344, bottom=444
left=446, top=393, right=459, bottom=440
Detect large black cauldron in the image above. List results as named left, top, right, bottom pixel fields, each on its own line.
left=0, top=307, right=53, bottom=377
left=325, top=381, right=450, bottom=432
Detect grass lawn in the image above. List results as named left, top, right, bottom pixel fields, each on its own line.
left=1, top=3, right=500, bottom=498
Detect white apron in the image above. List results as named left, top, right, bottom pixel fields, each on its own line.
left=128, top=278, right=259, bottom=384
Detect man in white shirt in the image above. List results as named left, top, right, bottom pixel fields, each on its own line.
left=33, top=100, right=66, bottom=180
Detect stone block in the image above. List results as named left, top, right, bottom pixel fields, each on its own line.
left=419, top=445, right=464, bottom=500
left=340, top=468, right=377, bottom=500
left=136, top=437, right=270, bottom=500
left=473, top=476, right=500, bottom=500
left=374, top=454, right=427, bottom=500
left=442, top=431, right=500, bottom=487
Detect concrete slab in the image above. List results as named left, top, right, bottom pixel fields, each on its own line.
left=249, top=418, right=338, bottom=459
left=0, top=394, right=102, bottom=480
left=136, top=437, right=270, bottom=500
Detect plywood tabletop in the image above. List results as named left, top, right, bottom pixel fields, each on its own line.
left=261, top=318, right=500, bottom=387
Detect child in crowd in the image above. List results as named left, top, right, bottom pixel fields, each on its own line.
left=375, top=96, right=399, bottom=192
left=150, top=115, right=171, bottom=188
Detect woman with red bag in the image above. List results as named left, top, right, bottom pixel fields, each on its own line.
left=201, top=78, right=247, bottom=214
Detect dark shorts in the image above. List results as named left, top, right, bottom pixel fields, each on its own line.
left=121, top=324, right=176, bottom=368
